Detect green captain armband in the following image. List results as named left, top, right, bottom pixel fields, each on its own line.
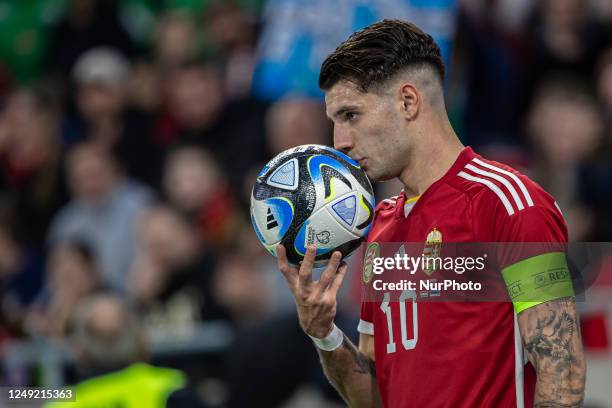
left=501, top=252, right=574, bottom=314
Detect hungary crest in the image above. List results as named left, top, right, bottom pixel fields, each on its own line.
left=422, top=228, right=442, bottom=276
left=362, top=242, right=380, bottom=283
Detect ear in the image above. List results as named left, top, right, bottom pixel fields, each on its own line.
left=398, top=82, right=420, bottom=120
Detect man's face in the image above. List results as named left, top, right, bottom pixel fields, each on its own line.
left=168, top=67, right=223, bottom=129
left=68, top=148, right=117, bottom=204
left=325, top=81, right=409, bottom=182
left=77, top=83, right=125, bottom=120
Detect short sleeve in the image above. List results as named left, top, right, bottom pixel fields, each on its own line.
left=491, top=203, right=573, bottom=313
left=495, top=203, right=568, bottom=264
left=358, top=301, right=374, bottom=335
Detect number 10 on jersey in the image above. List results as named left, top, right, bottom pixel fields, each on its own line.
left=380, top=290, right=418, bottom=353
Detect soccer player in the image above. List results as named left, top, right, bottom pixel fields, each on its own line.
left=276, top=19, right=586, bottom=408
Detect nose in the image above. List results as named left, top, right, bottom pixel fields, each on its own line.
left=333, top=124, right=354, bottom=154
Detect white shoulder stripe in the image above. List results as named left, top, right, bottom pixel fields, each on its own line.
left=357, top=319, right=374, bottom=335
left=472, top=158, right=534, bottom=207
left=554, top=201, right=564, bottom=217
left=465, top=164, right=524, bottom=211
left=458, top=171, right=515, bottom=215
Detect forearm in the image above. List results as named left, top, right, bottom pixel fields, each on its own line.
left=275, top=246, right=377, bottom=406
left=532, top=335, right=586, bottom=408
left=520, top=298, right=586, bottom=407
left=533, top=357, right=585, bottom=408
left=317, top=335, right=383, bottom=408
left=534, top=370, right=585, bottom=408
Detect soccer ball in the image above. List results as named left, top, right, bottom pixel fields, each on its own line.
left=251, top=144, right=375, bottom=267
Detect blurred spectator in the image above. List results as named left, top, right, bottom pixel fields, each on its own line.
left=62, top=47, right=163, bottom=187
left=126, top=59, right=163, bottom=115
left=0, top=88, right=67, bottom=248
left=596, top=48, right=612, bottom=124
left=217, top=222, right=304, bottom=323
left=161, top=60, right=268, bottom=190
left=582, top=49, right=612, bottom=240
left=212, top=251, right=273, bottom=325
left=46, top=0, right=134, bottom=82
left=163, top=145, right=243, bottom=248
left=71, top=47, right=130, bottom=127
left=127, top=206, right=225, bottom=333
left=526, top=77, right=605, bottom=240
left=45, top=293, right=205, bottom=408
left=25, top=241, right=102, bottom=339
left=70, top=294, right=145, bottom=375
left=265, top=97, right=330, bottom=155
left=164, top=61, right=224, bottom=141
left=524, top=0, right=612, bottom=105
left=204, top=0, right=258, bottom=99
left=47, top=142, right=153, bottom=290
left=0, top=204, right=44, bottom=339
left=154, top=11, right=200, bottom=72
left=70, top=46, right=129, bottom=148
left=592, top=0, right=612, bottom=20
left=451, top=0, right=529, bottom=147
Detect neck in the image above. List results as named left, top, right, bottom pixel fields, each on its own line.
left=398, top=118, right=463, bottom=196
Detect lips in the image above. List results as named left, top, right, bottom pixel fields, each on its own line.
left=357, top=158, right=367, bottom=168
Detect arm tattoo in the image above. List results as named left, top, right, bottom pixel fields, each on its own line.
left=342, top=335, right=377, bottom=378
left=520, top=297, right=586, bottom=406
left=524, top=305, right=574, bottom=371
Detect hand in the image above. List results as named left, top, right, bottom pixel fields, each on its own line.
left=277, top=244, right=348, bottom=338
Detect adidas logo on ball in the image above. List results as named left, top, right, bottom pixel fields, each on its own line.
left=266, top=208, right=278, bottom=230
left=251, top=144, right=375, bottom=267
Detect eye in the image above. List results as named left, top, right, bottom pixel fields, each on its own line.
left=344, top=111, right=358, bottom=122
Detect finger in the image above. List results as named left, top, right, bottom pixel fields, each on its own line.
left=328, top=262, right=349, bottom=297
left=298, top=245, right=316, bottom=288
left=318, top=251, right=342, bottom=290
left=277, top=245, right=298, bottom=288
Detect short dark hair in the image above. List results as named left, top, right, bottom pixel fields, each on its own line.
left=319, top=19, right=445, bottom=92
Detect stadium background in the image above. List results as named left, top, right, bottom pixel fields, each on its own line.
left=0, top=0, right=610, bottom=406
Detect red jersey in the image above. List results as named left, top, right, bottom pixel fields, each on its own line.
left=358, top=147, right=568, bottom=408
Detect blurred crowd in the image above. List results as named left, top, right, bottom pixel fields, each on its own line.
left=0, top=0, right=610, bottom=407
